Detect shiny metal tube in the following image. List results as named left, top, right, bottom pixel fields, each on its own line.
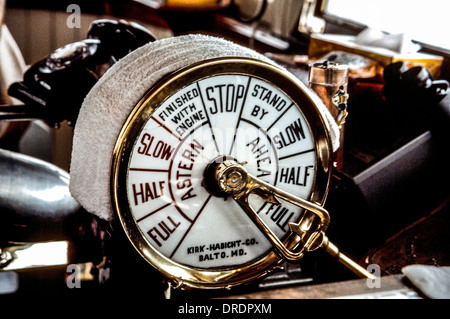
left=309, top=61, right=349, bottom=169
left=0, top=148, right=80, bottom=222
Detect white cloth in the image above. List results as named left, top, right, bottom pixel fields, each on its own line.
left=402, top=265, right=450, bottom=299
left=69, top=34, right=339, bottom=220
left=0, top=25, right=28, bottom=138
left=0, top=25, right=26, bottom=102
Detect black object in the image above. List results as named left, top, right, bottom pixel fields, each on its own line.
left=383, top=62, right=450, bottom=141
left=324, top=62, right=450, bottom=260
left=5, top=19, right=156, bottom=127
left=87, top=19, right=157, bottom=63
left=326, top=131, right=445, bottom=259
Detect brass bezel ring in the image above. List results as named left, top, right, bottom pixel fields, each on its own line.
left=111, top=57, right=333, bottom=290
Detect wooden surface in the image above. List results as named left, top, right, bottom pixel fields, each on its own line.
left=220, top=274, right=422, bottom=299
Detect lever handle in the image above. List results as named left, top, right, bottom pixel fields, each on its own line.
left=212, top=158, right=376, bottom=279
left=213, top=158, right=328, bottom=260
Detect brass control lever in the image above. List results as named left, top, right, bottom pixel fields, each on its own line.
left=211, top=158, right=376, bottom=280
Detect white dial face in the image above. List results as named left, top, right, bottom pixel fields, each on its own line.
left=124, top=72, right=317, bottom=269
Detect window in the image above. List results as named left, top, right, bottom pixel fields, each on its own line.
left=322, top=0, right=449, bottom=51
